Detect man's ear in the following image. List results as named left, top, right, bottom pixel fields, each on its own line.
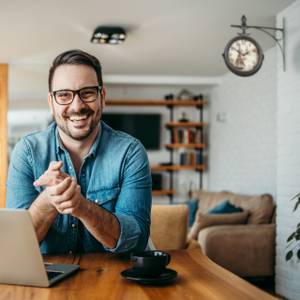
left=47, top=93, right=54, bottom=115
left=100, top=87, right=106, bottom=109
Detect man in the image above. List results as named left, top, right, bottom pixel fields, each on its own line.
left=6, top=49, right=152, bottom=254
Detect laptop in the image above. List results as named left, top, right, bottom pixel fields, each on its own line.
left=0, top=209, right=80, bottom=287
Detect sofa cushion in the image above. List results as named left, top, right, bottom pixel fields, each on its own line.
left=229, top=193, right=274, bottom=224
left=192, top=190, right=274, bottom=224
left=176, top=199, right=198, bottom=227
left=192, top=190, right=232, bottom=213
left=188, top=210, right=249, bottom=240
left=208, top=200, right=243, bottom=214
left=197, top=224, right=275, bottom=277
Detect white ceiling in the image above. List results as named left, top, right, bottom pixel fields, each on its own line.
left=0, top=0, right=295, bottom=82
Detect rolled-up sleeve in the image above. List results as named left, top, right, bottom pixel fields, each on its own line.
left=6, top=138, right=38, bottom=209
left=103, top=140, right=152, bottom=253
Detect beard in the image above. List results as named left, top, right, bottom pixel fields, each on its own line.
left=53, top=107, right=101, bottom=141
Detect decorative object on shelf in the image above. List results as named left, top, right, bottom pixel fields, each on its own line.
left=164, top=93, right=174, bottom=100
left=286, top=192, right=300, bottom=262
left=178, top=112, right=189, bottom=123
left=91, top=26, right=126, bottom=44
left=176, top=89, right=194, bottom=100
left=223, top=15, right=286, bottom=76
left=193, top=94, right=203, bottom=101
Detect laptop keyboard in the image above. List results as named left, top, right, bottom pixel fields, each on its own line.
left=47, top=271, right=63, bottom=280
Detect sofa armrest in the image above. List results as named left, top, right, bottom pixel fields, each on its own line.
left=198, top=224, right=275, bottom=277
left=186, top=238, right=202, bottom=250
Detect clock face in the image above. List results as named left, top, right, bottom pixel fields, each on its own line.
left=223, top=36, right=264, bottom=76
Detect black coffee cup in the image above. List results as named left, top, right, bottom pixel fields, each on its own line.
left=131, top=250, right=171, bottom=277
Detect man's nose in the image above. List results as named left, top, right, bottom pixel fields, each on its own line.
left=70, top=94, right=85, bottom=110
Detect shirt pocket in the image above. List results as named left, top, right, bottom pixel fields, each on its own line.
left=87, top=186, right=120, bottom=212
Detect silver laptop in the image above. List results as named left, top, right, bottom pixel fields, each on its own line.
left=0, top=209, right=80, bottom=287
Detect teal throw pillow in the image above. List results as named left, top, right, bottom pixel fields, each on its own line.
left=186, top=199, right=199, bottom=227
left=208, top=200, right=242, bottom=214
left=174, top=199, right=199, bottom=227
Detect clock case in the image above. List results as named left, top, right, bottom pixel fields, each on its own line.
left=222, top=35, right=264, bottom=77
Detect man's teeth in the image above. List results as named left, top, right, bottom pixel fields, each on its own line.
left=69, top=115, right=88, bottom=121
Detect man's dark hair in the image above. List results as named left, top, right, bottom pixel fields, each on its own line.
left=48, top=49, right=103, bottom=91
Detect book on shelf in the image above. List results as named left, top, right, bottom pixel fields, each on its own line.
left=188, top=129, right=196, bottom=143
left=180, top=151, right=203, bottom=166
left=172, top=128, right=179, bottom=143
left=194, top=129, right=202, bottom=144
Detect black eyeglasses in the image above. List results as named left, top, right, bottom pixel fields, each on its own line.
left=51, top=86, right=102, bottom=105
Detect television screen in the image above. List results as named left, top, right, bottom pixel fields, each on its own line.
left=102, top=113, right=161, bottom=150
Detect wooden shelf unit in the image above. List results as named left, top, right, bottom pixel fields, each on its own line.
left=151, top=164, right=205, bottom=172
left=152, top=189, right=175, bottom=196
left=166, top=121, right=208, bottom=128
left=106, top=99, right=207, bottom=107
left=105, top=97, right=207, bottom=202
left=165, top=143, right=205, bottom=149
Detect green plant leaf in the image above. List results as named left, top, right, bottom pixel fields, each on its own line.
left=296, top=228, right=300, bottom=240
left=291, top=192, right=300, bottom=201
left=287, top=232, right=296, bottom=242
left=297, top=223, right=300, bottom=228
left=297, top=249, right=300, bottom=260
left=293, top=199, right=300, bottom=212
left=286, top=250, right=293, bottom=261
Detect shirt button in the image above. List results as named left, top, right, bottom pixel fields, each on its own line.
left=69, top=250, right=73, bottom=254
left=71, top=223, right=76, bottom=228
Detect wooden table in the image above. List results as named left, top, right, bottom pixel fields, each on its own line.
left=0, top=249, right=278, bottom=300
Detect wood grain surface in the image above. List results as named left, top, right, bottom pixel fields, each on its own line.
left=0, top=64, right=8, bottom=208
left=0, top=249, right=278, bottom=300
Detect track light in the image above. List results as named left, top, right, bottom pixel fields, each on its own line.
left=91, top=26, right=126, bottom=44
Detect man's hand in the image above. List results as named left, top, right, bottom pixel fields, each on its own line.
left=33, top=161, right=85, bottom=216
left=34, top=161, right=68, bottom=187
left=29, top=161, right=85, bottom=242
left=45, top=176, right=85, bottom=216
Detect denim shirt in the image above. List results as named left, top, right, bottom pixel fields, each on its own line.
left=6, top=121, right=152, bottom=254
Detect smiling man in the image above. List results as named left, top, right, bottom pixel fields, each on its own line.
left=6, top=49, right=152, bottom=254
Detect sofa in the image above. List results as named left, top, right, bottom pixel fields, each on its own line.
left=188, top=190, right=276, bottom=278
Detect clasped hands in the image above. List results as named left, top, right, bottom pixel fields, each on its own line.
left=34, top=161, right=84, bottom=216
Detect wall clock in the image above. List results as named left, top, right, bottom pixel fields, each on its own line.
left=222, top=35, right=264, bottom=77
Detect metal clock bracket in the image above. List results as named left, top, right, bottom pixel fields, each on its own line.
left=231, top=15, right=286, bottom=71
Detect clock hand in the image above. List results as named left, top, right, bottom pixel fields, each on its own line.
left=231, top=47, right=241, bottom=54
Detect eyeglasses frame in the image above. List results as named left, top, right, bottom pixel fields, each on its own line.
left=51, top=85, right=103, bottom=105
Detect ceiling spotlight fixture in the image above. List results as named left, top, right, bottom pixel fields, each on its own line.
left=91, top=26, right=126, bottom=45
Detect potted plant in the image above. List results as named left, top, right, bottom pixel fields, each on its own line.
left=286, top=193, right=300, bottom=261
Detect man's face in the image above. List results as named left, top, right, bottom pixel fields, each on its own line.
left=48, top=64, right=105, bottom=141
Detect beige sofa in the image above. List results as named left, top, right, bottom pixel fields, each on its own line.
left=188, top=190, right=276, bottom=278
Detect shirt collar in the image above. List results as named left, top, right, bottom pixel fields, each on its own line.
left=55, top=123, right=102, bottom=158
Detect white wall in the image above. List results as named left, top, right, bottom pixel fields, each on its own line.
left=276, top=1, right=300, bottom=299
left=209, top=47, right=277, bottom=196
